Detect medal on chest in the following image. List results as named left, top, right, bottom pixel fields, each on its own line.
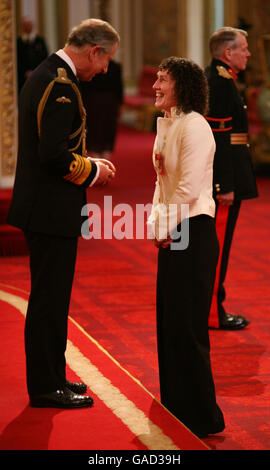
left=155, top=153, right=163, bottom=175
left=155, top=134, right=166, bottom=175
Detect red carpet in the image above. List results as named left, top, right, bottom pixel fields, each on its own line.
left=0, top=284, right=207, bottom=452
left=0, top=126, right=270, bottom=452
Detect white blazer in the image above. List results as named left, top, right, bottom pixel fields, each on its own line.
left=148, top=108, right=216, bottom=241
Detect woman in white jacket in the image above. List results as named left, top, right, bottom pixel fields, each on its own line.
left=148, top=57, right=225, bottom=438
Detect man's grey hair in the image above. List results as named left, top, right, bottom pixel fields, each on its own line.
left=66, top=18, right=120, bottom=53
left=209, top=26, right=248, bottom=59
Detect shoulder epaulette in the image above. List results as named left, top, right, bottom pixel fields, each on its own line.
left=55, top=68, right=71, bottom=84
left=216, top=66, right=233, bottom=80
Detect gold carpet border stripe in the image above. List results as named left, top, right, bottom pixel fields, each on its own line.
left=0, top=288, right=28, bottom=314
left=66, top=340, right=180, bottom=450
left=69, top=316, right=157, bottom=400
left=0, top=285, right=208, bottom=449
left=69, top=316, right=207, bottom=447
left=0, top=282, right=156, bottom=399
left=0, top=288, right=182, bottom=450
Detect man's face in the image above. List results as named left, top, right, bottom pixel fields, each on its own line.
left=153, top=69, right=177, bottom=114
left=79, top=43, right=117, bottom=82
left=21, top=18, right=33, bottom=35
left=227, top=33, right=251, bottom=73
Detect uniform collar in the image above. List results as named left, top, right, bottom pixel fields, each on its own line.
left=21, top=32, right=36, bottom=42
left=56, top=49, right=77, bottom=77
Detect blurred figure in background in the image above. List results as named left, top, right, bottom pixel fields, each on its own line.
left=81, top=59, right=123, bottom=159
left=17, top=16, right=48, bottom=92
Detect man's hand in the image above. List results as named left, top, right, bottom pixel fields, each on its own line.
left=95, top=162, right=115, bottom=186
left=91, top=157, right=116, bottom=174
left=86, top=153, right=116, bottom=184
left=216, top=191, right=234, bottom=206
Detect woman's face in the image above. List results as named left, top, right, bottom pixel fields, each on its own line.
left=153, top=69, right=177, bottom=115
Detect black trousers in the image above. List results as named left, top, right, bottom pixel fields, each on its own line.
left=156, top=215, right=225, bottom=437
left=217, top=201, right=241, bottom=319
left=24, top=231, right=78, bottom=396
left=209, top=200, right=241, bottom=327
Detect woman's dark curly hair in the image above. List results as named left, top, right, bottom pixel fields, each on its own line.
left=159, top=57, right=209, bottom=115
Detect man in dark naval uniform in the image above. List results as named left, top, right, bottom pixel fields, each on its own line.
left=206, top=27, right=258, bottom=330
left=7, top=19, right=119, bottom=408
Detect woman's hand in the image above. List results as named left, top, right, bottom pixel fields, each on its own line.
left=154, top=237, right=172, bottom=248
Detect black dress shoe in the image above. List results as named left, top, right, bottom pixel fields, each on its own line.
left=29, top=387, right=94, bottom=409
left=65, top=380, right=87, bottom=394
left=219, top=313, right=250, bottom=330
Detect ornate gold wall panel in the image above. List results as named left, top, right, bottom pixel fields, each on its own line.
left=237, top=0, right=270, bottom=86
left=0, top=0, right=17, bottom=179
left=224, top=0, right=238, bottom=28
left=55, top=0, right=68, bottom=49
left=142, top=0, right=180, bottom=66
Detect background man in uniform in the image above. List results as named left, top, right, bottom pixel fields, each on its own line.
left=8, top=18, right=119, bottom=408
left=206, top=27, right=258, bottom=330
left=17, top=16, right=48, bottom=92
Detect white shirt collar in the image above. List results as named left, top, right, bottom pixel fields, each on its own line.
left=162, top=107, right=182, bottom=120
left=56, top=49, right=77, bottom=77
left=22, top=32, right=36, bottom=42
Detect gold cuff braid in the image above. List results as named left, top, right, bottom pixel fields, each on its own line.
left=64, top=153, right=92, bottom=185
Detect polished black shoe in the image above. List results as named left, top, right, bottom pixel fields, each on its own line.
left=65, top=380, right=87, bottom=394
left=219, top=313, right=250, bottom=330
left=29, top=387, right=94, bottom=409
